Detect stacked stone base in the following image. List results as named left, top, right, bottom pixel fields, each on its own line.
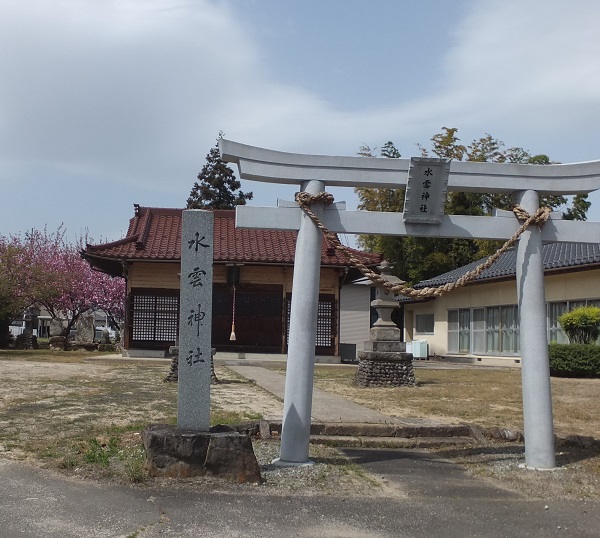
left=355, top=349, right=416, bottom=387
left=49, top=336, right=66, bottom=350
left=142, top=424, right=262, bottom=484
left=14, top=334, right=38, bottom=350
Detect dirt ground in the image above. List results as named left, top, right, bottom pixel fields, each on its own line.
left=1, top=356, right=599, bottom=500
left=0, top=358, right=382, bottom=497
left=0, top=359, right=284, bottom=460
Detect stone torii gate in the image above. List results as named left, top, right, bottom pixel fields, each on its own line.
left=220, top=139, right=600, bottom=469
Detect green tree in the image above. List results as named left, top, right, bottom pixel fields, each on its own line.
left=562, top=194, right=591, bottom=221
left=187, top=134, right=253, bottom=209
left=355, top=142, right=409, bottom=277
left=355, top=127, right=591, bottom=283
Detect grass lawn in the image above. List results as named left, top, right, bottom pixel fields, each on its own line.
left=309, top=366, right=600, bottom=438
left=2, top=351, right=600, bottom=499
left=0, top=351, right=273, bottom=483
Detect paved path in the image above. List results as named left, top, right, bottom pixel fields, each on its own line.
left=2, top=456, right=599, bottom=537
left=229, top=365, right=443, bottom=426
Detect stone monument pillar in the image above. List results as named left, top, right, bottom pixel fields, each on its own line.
left=142, top=210, right=262, bottom=483
left=355, top=262, right=416, bottom=387
left=75, top=314, right=95, bottom=345
left=18, top=307, right=39, bottom=350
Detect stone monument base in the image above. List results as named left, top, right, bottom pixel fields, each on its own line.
left=141, top=424, right=262, bottom=483
left=14, top=334, right=38, bottom=350
left=355, top=349, right=416, bottom=387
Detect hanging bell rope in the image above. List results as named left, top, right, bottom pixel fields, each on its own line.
left=229, top=283, right=237, bottom=341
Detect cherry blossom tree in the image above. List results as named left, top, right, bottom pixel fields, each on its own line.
left=33, top=232, right=125, bottom=349
left=0, top=228, right=125, bottom=349
left=0, top=230, right=63, bottom=347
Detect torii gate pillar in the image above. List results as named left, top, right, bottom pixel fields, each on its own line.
left=515, top=190, right=555, bottom=469
left=220, top=139, right=600, bottom=470
left=275, top=180, right=325, bottom=465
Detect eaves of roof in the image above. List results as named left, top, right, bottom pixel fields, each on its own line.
left=413, top=242, right=600, bottom=290
left=82, top=206, right=381, bottom=276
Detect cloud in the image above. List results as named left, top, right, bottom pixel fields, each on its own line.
left=222, top=0, right=600, bottom=165
left=0, top=1, right=262, bottom=189
left=1, top=0, right=600, bottom=239
left=434, top=0, right=600, bottom=150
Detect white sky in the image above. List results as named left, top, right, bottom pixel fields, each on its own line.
left=1, top=0, right=600, bottom=244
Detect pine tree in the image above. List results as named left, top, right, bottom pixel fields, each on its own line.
left=187, top=135, right=253, bottom=209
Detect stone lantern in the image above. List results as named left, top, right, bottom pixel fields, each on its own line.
left=371, top=261, right=403, bottom=335
left=355, top=261, right=416, bottom=387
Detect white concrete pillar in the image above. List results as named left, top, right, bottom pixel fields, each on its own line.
left=276, top=180, right=325, bottom=465
left=515, top=190, right=556, bottom=469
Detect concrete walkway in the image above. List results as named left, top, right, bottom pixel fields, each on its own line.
left=3, top=456, right=599, bottom=538
left=228, top=365, right=443, bottom=426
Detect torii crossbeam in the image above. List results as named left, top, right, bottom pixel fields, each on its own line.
left=220, top=139, right=600, bottom=469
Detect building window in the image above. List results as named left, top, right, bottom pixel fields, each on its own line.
left=548, top=302, right=568, bottom=344
left=129, top=289, right=179, bottom=348
left=486, top=307, right=500, bottom=353
left=286, top=293, right=337, bottom=355
left=448, top=305, right=519, bottom=355
left=449, top=299, right=600, bottom=355
left=448, top=309, right=470, bottom=353
left=472, top=308, right=485, bottom=354
left=502, top=305, right=520, bottom=353
left=548, top=299, right=600, bottom=344
left=415, top=313, right=434, bottom=334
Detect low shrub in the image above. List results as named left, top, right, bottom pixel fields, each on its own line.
left=549, top=343, right=600, bottom=378
left=558, top=306, right=600, bottom=344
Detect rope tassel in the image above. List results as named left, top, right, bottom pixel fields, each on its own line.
left=229, top=284, right=237, bottom=341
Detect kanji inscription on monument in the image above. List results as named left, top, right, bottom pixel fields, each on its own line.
left=177, top=210, right=213, bottom=431
left=403, top=157, right=450, bottom=224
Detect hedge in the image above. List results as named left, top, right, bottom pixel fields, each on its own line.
left=548, top=343, right=600, bottom=378
left=558, top=306, right=600, bottom=344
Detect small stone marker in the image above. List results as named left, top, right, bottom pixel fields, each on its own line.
left=177, top=210, right=213, bottom=431
left=75, top=314, right=94, bottom=344
left=100, top=328, right=111, bottom=344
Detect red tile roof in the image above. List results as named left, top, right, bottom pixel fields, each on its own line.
left=83, top=206, right=381, bottom=276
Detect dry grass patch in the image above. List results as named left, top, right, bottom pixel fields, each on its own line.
left=0, top=348, right=105, bottom=363
left=0, top=360, right=279, bottom=471
left=0, top=355, right=375, bottom=494
left=311, top=366, right=600, bottom=438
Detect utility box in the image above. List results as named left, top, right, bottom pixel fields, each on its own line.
left=412, top=340, right=429, bottom=359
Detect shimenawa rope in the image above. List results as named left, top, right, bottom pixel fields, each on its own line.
left=295, top=191, right=551, bottom=298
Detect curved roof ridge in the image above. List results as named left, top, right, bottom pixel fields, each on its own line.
left=85, top=234, right=139, bottom=252
left=82, top=205, right=382, bottom=277
left=414, top=242, right=600, bottom=289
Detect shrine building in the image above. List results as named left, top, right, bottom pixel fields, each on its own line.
left=82, top=205, right=381, bottom=358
